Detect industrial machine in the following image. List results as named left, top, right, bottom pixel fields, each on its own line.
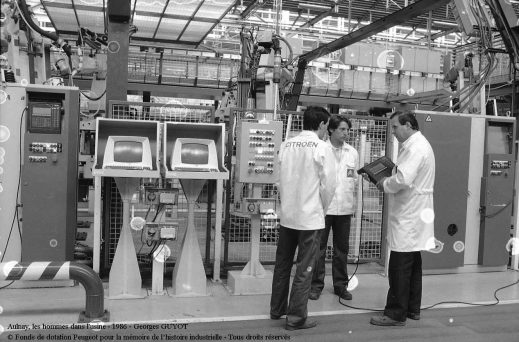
left=413, top=111, right=516, bottom=271
left=20, top=85, right=80, bottom=261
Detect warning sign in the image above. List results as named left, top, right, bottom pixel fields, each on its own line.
left=425, top=115, right=432, bottom=122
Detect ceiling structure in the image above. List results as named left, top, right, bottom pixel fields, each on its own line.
left=40, top=0, right=236, bottom=48
left=240, top=0, right=459, bottom=32
left=31, top=0, right=519, bottom=52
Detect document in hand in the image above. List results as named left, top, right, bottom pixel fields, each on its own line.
left=357, top=156, right=395, bottom=185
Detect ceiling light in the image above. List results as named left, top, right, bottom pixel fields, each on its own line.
left=298, top=3, right=331, bottom=11
left=433, top=20, right=458, bottom=27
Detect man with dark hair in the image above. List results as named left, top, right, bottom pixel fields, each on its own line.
left=370, top=111, right=436, bottom=326
left=270, top=106, right=336, bottom=331
left=310, top=115, right=358, bottom=301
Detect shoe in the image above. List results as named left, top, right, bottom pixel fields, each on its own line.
left=309, top=291, right=321, bottom=300
left=334, top=289, right=352, bottom=300
left=285, top=319, right=318, bottom=331
left=270, top=313, right=284, bottom=320
left=407, top=312, right=420, bottom=320
left=370, top=315, right=405, bottom=326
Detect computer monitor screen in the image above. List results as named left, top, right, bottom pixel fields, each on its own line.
left=181, top=143, right=209, bottom=165
left=103, top=136, right=153, bottom=170
left=171, top=138, right=218, bottom=172
left=114, top=140, right=143, bottom=163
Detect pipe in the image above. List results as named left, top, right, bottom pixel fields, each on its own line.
left=0, top=261, right=108, bottom=322
left=16, top=0, right=71, bottom=56
left=17, top=0, right=58, bottom=41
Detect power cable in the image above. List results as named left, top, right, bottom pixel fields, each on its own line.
left=0, top=106, right=26, bottom=290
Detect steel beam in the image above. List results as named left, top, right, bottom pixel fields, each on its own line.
left=300, top=8, right=334, bottom=29
left=241, top=0, right=263, bottom=19
left=284, top=0, right=451, bottom=110
left=416, top=28, right=458, bottom=41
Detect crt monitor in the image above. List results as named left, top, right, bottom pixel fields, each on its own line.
left=102, top=136, right=153, bottom=170
left=170, top=138, right=219, bottom=172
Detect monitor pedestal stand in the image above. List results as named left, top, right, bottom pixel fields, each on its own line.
left=108, top=177, right=145, bottom=299
left=172, top=179, right=208, bottom=296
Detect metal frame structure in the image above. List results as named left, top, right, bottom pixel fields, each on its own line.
left=284, top=0, right=452, bottom=110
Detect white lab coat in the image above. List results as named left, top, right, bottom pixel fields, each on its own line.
left=326, top=140, right=359, bottom=216
left=278, top=131, right=336, bottom=230
left=382, top=131, right=435, bottom=252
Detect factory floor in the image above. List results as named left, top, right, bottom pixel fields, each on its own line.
left=1, top=264, right=518, bottom=341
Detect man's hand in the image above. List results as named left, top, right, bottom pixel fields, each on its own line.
left=376, top=177, right=386, bottom=192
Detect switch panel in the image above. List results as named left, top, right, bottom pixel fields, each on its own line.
left=236, top=121, right=283, bottom=183
left=29, top=142, right=62, bottom=153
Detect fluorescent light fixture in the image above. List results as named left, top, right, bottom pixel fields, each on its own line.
left=433, top=20, right=459, bottom=27
left=298, top=3, right=331, bottom=11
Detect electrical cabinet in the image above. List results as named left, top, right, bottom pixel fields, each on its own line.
left=0, top=85, right=26, bottom=263
left=415, top=112, right=472, bottom=269
left=479, top=121, right=515, bottom=266
left=21, top=85, right=80, bottom=262
left=411, top=111, right=516, bottom=270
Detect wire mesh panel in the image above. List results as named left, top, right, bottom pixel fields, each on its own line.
left=224, top=109, right=390, bottom=268
left=102, top=101, right=215, bottom=272
left=346, top=118, right=389, bottom=261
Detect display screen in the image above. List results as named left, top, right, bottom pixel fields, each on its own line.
left=370, top=162, right=387, bottom=175
left=33, top=107, right=53, bottom=117
left=181, top=143, right=209, bottom=165
left=113, top=141, right=143, bottom=163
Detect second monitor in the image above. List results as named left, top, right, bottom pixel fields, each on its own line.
left=164, top=122, right=228, bottom=180
left=171, top=138, right=218, bottom=172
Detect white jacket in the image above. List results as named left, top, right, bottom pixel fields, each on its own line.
left=326, top=140, right=359, bottom=216
left=278, top=131, right=336, bottom=230
left=382, top=131, right=435, bottom=252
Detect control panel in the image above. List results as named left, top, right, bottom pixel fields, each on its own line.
left=144, top=187, right=179, bottom=205
left=236, top=121, right=283, bottom=183
left=27, top=142, right=63, bottom=163
left=145, top=222, right=178, bottom=241
left=243, top=198, right=277, bottom=215
left=21, top=86, right=79, bottom=262
left=29, top=142, right=63, bottom=153
left=490, top=160, right=512, bottom=176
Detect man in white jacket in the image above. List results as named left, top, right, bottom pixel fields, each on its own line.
left=310, top=115, right=358, bottom=301
left=370, top=111, right=435, bottom=326
left=270, top=106, right=336, bottom=331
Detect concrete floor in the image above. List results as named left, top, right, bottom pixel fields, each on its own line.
left=1, top=266, right=518, bottom=331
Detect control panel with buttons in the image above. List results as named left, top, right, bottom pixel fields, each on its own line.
left=145, top=222, right=178, bottom=241
left=490, top=160, right=512, bottom=169
left=29, top=142, right=62, bottom=153
left=236, top=121, right=283, bottom=183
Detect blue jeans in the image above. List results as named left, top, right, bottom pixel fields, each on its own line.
left=270, top=226, right=321, bottom=325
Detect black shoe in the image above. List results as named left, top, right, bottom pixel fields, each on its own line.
left=270, top=313, right=284, bottom=320
left=309, top=291, right=321, bottom=300
left=370, top=315, right=405, bottom=326
left=285, top=319, right=318, bottom=331
left=335, top=289, right=352, bottom=300
left=407, top=312, right=420, bottom=320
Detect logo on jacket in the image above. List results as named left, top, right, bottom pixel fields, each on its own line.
left=347, top=168, right=354, bottom=177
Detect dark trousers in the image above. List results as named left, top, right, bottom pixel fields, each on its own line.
left=311, top=215, right=351, bottom=294
left=270, top=226, right=321, bottom=326
left=384, top=251, right=422, bottom=322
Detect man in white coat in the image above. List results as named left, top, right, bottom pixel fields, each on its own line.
left=370, top=111, right=435, bottom=326
left=310, top=115, right=358, bottom=301
left=270, top=106, right=336, bottom=331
